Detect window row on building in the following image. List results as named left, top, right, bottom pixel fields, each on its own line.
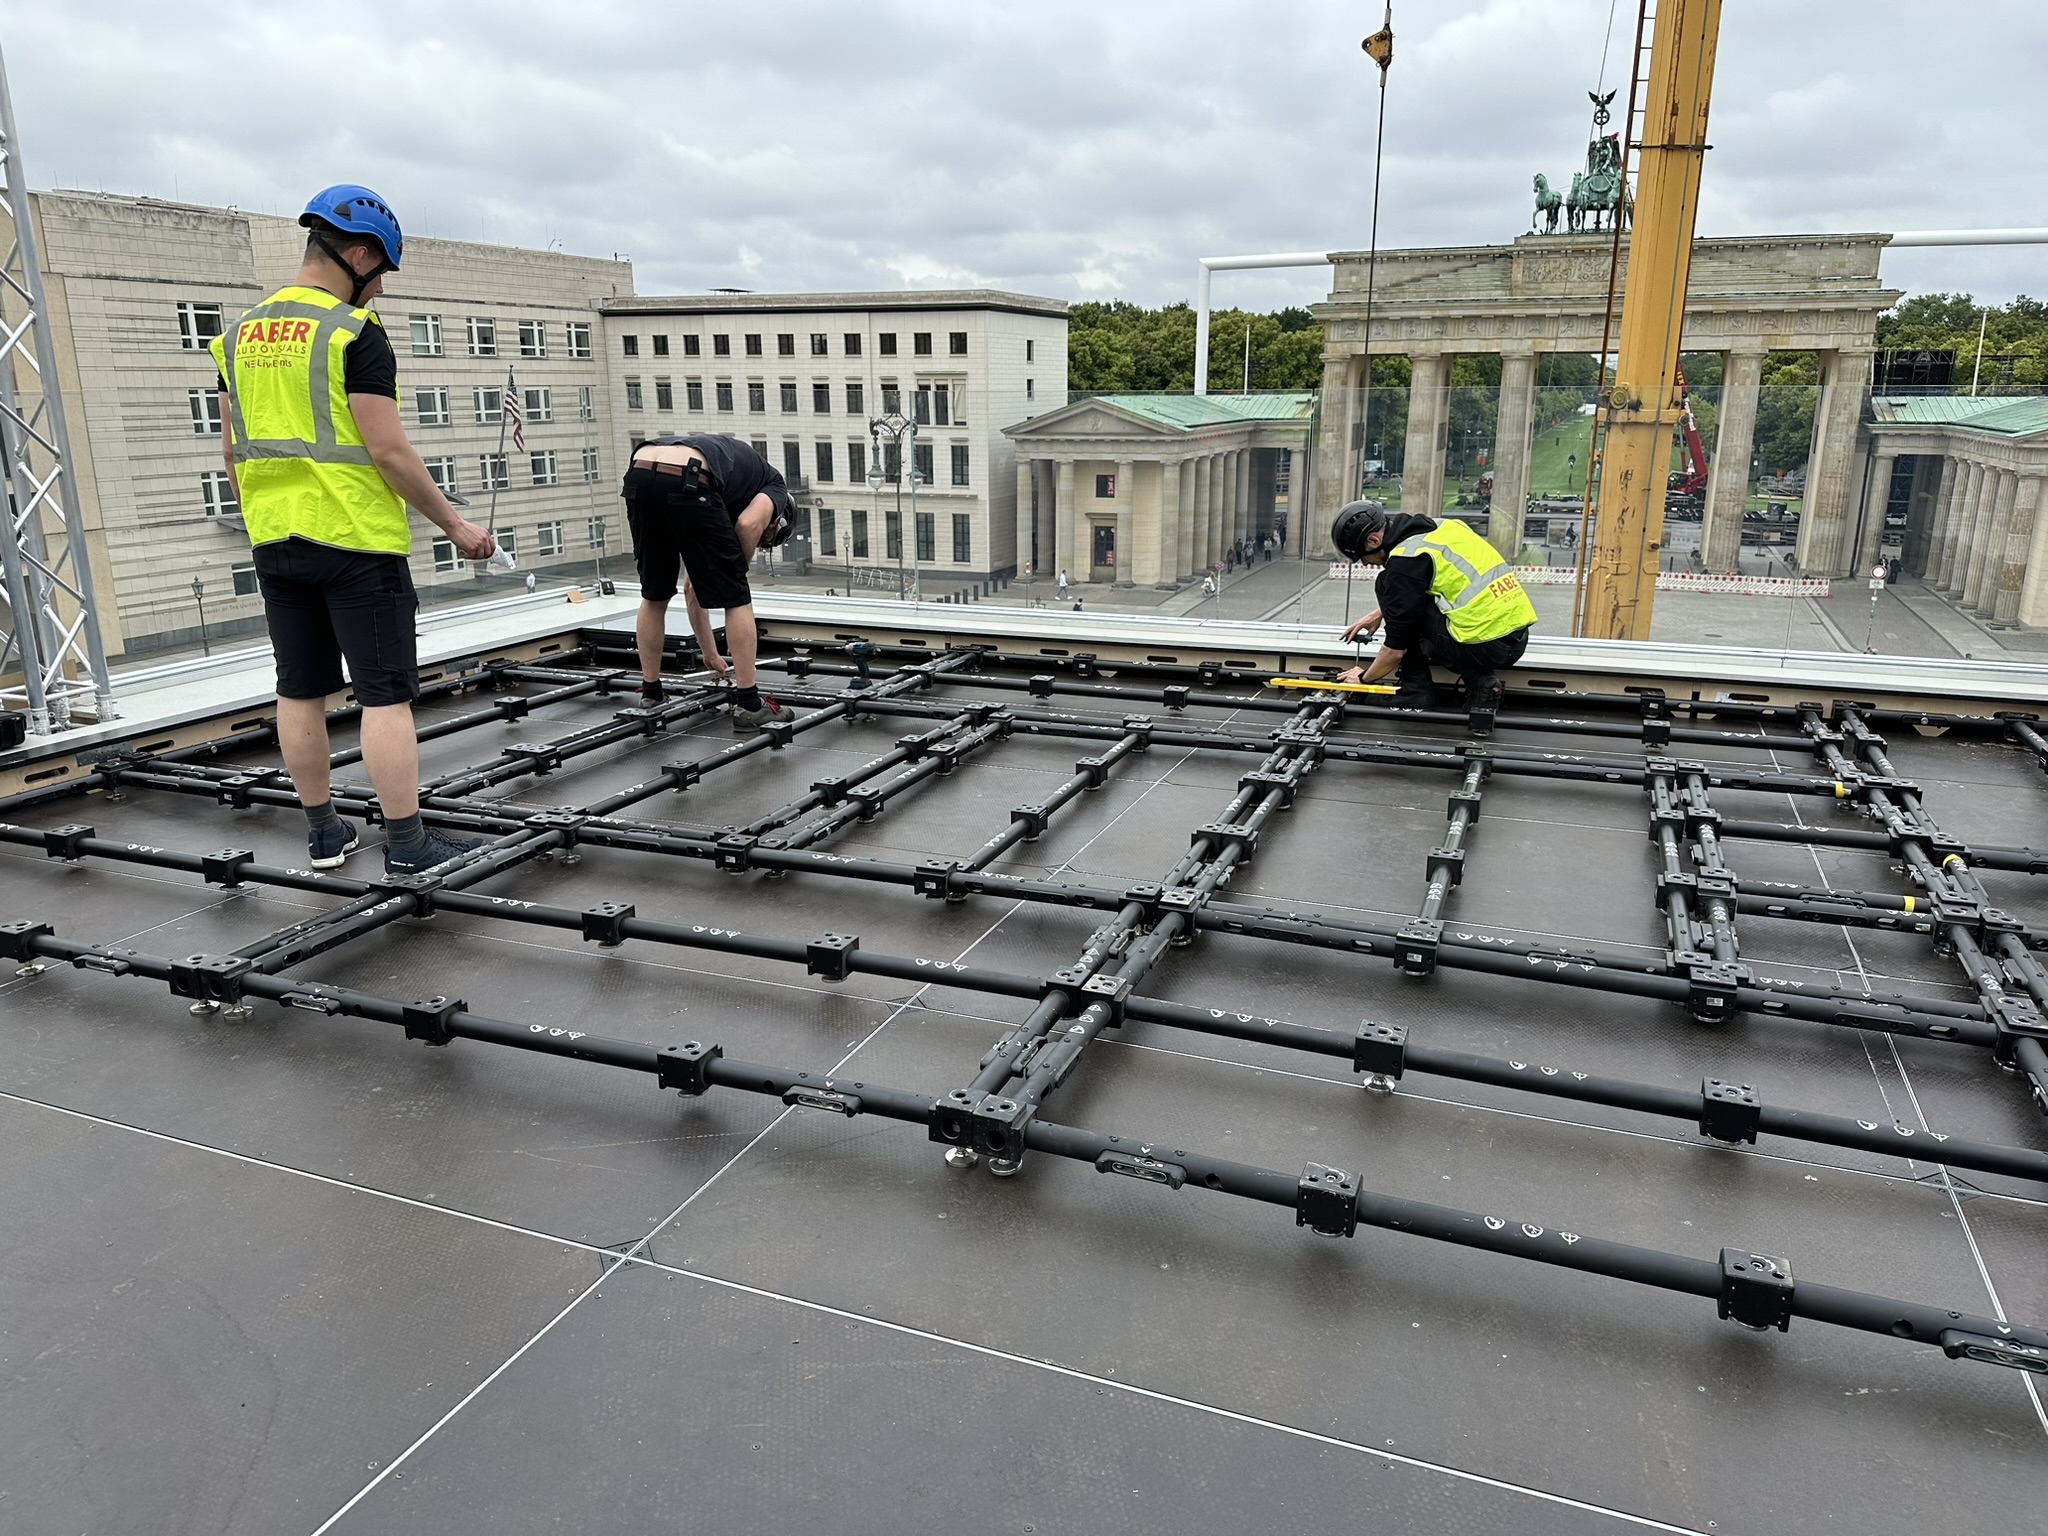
left=430, top=515, right=614, bottom=572
left=622, top=376, right=966, bottom=424
left=618, top=329, right=971, bottom=361
left=804, top=507, right=976, bottom=564
left=409, top=384, right=596, bottom=428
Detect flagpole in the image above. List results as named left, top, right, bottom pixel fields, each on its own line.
left=485, top=366, right=512, bottom=548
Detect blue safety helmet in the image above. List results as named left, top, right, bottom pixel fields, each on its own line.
left=299, top=184, right=403, bottom=270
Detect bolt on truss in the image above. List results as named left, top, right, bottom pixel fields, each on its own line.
left=0, top=45, right=116, bottom=736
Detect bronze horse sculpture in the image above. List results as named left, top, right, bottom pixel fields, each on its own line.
left=1532, top=174, right=1564, bottom=234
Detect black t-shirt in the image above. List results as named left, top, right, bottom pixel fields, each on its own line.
left=641, top=434, right=789, bottom=519
left=216, top=316, right=397, bottom=399
left=1373, top=514, right=1441, bottom=650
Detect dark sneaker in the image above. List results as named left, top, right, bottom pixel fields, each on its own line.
left=1466, top=672, right=1504, bottom=716
left=640, top=679, right=666, bottom=704
left=308, top=818, right=360, bottom=869
left=1389, top=683, right=1438, bottom=710
left=383, top=827, right=483, bottom=876
left=732, top=695, right=795, bottom=733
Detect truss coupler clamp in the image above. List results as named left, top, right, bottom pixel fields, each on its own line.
left=580, top=901, right=635, bottom=947
left=970, top=1092, right=1032, bottom=1162
left=845, top=783, right=888, bottom=822
left=1043, top=963, right=1094, bottom=1000
left=402, top=995, right=465, bottom=1047
left=201, top=848, right=256, bottom=888
left=0, top=920, right=53, bottom=962
left=806, top=931, right=859, bottom=981
left=1394, top=919, right=1442, bottom=977
left=168, top=952, right=255, bottom=1005
left=1685, top=961, right=1749, bottom=1023
left=1237, top=769, right=1297, bottom=808
left=1120, top=882, right=1164, bottom=925
left=1699, top=1078, right=1762, bottom=1144
left=1028, top=673, right=1057, bottom=698
left=655, top=1039, right=722, bottom=1096
left=662, top=760, right=702, bottom=792
left=1080, top=971, right=1132, bottom=1025
left=1161, top=684, right=1191, bottom=711
left=527, top=811, right=589, bottom=845
left=1122, top=714, right=1154, bottom=750
left=497, top=695, right=531, bottom=721
left=761, top=717, right=796, bottom=748
left=810, top=774, right=850, bottom=806
left=715, top=833, right=758, bottom=872
left=1194, top=822, right=1258, bottom=860
left=1273, top=726, right=1326, bottom=763
left=1988, top=994, right=2048, bottom=1070
left=1447, top=786, right=1484, bottom=822
left=1012, top=802, right=1052, bottom=839
left=214, top=773, right=263, bottom=808
left=1718, top=1248, right=1794, bottom=1332
left=1425, top=845, right=1466, bottom=890
left=506, top=741, right=561, bottom=774
left=1297, top=1162, right=1360, bottom=1238
left=927, top=1087, right=980, bottom=1147
left=371, top=871, right=443, bottom=917
left=42, top=824, right=94, bottom=861
left=1074, top=754, right=1112, bottom=789
left=915, top=860, right=965, bottom=902
left=1352, top=1020, right=1407, bottom=1086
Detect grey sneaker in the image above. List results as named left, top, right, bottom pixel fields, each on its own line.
left=732, top=695, right=795, bottom=733
left=384, top=827, right=483, bottom=876
left=308, top=818, right=360, bottom=869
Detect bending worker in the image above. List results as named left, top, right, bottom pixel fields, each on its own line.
left=622, top=434, right=795, bottom=731
left=1330, top=499, right=1536, bottom=715
left=212, top=184, right=496, bottom=875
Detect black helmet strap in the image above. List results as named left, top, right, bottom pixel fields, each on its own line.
left=311, top=230, right=388, bottom=305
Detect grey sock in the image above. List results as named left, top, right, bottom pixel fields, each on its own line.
left=305, top=800, right=341, bottom=830
left=385, top=812, right=427, bottom=850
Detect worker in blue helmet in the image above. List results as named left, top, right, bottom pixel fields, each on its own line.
left=211, top=185, right=496, bottom=876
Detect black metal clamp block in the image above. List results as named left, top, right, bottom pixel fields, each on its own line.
left=926, top=741, right=966, bottom=774
left=915, top=859, right=965, bottom=902
left=1692, top=872, right=1738, bottom=907
left=1718, top=1248, right=1794, bottom=1332
left=215, top=774, right=262, bottom=808
left=1238, top=769, right=1297, bottom=808
left=1043, top=964, right=1094, bottom=999
left=811, top=774, right=850, bottom=806
left=1273, top=726, right=1326, bottom=763
left=498, top=695, right=531, bottom=721
left=761, top=718, right=797, bottom=748
left=506, top=742, right=562, bottom=773
left=1121, top=883, right=1163, bottom=925
left=200, top=848, right=256, bottom=887
left=655, top=1039, right=723, bottom=1096
left=42, top=824, right=94, bottom=861
left=1987, top=994, right=2048, bottom=1070
left=168, top=953, right=256, bottom=1005
left=662, top=761, right=702, bottom=791
left=781, top=1077, right=864, bottom=1116
left=1095, top=1148, right=1188, bottom=1189
left=1426, top=846, right=1466, bottom=889
left=610, top=705, right=668, bottom=734
left=715, top=833, right=759, bottom=872
left=1028, top=673, right=1057, bottom=698
left=1686, top=961, right=1750, bottom=1023
left=1075, top=755, right=1111, bottom=789
left=401, top=995, right=465, bottom=1047
left=1699, top=1078, right=1762, bottom=1144
left=1447, top=787, right=1484, bottom=822
left=969, top=1092, right=1032, bottom=1161
left=0, top=920, right=53, bottom=962
left=846, top=785, right=886, bottom=822
left=784, top=655, right=814, bottom=679
left=927, top=1087, right=979, bottom=1146
left=1012, top=803, right=1052, bottom=839
left=1395, top=919, right=1442, bottom=977
left=1162, top=684, right=1191, bottom=711
left=1939, top=1329, right=2048, bottom=1374
left=1080, top=971, right=1132, bottom=1025
left=580, top=901, right=636, bottom=947
left=1157, top=886, right=1204, bottom=944
left=1193, top=822, right=1259, bottom=860
left=805, top=931, right=859, bottom=981
left=1352, top=1020, right=1408, bottom=1081
left=1297, top=1162, right=1360, bottom=1238
left=1071, top=653, right=1099, bottom=679
left=1122, top=714, right=1154, bottom=749
left=369, top=871, right=443, bottom=917
left=526, top=811, right=589, bottom=845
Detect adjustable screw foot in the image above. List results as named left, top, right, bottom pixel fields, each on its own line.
left=220, top=1004, right=254, bottom=1024
left=942, top=1145, right=979, bottom=1170
left=188, top=1000, right=222, bottom=1017
left=557, top=852, right=582, bottom=866
left=1362, top=1072, right=1399, bottom=1094
left=14, top=962, right=46, bottom=979
left=986, top=1156, right=1022, bottom=1178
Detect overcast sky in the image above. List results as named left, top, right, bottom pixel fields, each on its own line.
left=6, top=1, right=2044, bottom=310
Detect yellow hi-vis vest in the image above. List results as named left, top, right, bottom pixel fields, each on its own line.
left=1388, top=518, right=1538, bottom=643
left=209, top=285, right=409, bottom=554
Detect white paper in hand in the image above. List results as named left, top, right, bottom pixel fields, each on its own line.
left=489, top=546, right=518, bottom=572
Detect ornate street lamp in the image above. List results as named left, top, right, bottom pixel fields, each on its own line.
left=867, top=410, right=922, bottom=603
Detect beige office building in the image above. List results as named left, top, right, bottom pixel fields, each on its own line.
left=28, top=191, right=630, bottom=656
left=597, top=291, right=1068, bottom=594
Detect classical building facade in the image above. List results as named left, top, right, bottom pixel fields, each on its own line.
left=596, top=291, right=1067, bottom=591
left=30, top=191, right=631, bottom=656
left=1309, top=233, right=1900, bottom=576
left=1003, top=394, right=1311, bottom=585
left=1864, top=396, right=2048, bottom=627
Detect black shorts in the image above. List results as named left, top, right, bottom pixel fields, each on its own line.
left=253, top=537, right=420, bottom=707
left=622, top=464, right=755, bottom=610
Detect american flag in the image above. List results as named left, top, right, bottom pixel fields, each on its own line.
left=504, top=368, right=525, bottom=452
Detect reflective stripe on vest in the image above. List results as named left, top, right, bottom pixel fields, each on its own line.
left=1389, top=519, right=1537, bottom=643
left=210, top=287, right=408, bottom=554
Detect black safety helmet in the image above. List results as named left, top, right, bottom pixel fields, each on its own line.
left=1330, top=498, right=1390, bottom=561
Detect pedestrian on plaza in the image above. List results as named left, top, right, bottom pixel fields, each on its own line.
left=1329, top=499, right=1535, bottom=715
left=1057, top=568, right=1070, bottom=599
left=1263, top=535, right=1275, bottom=562
left=1201, top=573, right=1217, bottom=598
left=621, top=433, right=795, bottom=731
left=524, top=570, right=536, bottom=595
left=211, top=184, right=495, bottom=875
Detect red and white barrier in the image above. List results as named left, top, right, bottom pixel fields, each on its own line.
left=1325, top=563, right=1829, bottom=598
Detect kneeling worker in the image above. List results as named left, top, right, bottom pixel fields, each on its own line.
left=623, top=434, right=795, bottom=731
left=1329, top=499, right=1535, bottom=715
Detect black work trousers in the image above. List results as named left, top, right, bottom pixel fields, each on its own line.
left=1399, top=606, right=1531, bottom=685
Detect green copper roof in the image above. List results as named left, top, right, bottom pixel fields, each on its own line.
left=1087, top=392, right=1315, bottom=429
left=1872, top=395, right=2048, bottom=436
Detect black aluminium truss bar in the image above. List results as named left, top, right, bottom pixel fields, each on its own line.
left=3, top=920, right=2044, bottom=1375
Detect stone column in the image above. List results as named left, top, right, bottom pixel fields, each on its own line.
left=1013, top=459, right=1036, bottom=577
left=1114, top=458, right=1136, bottom=585
left=1234, top=449, right=1252, bottom=547
left=2019, top=476, right=2048, bottom=627
left=1402, top=353, right=1448, bottom=520
left=1178, top=459, right=1198, bottom=580
left=1309, top=354, right=1359, bottom=553
left=1054, top=458, right=1076, bottom=585
left=1965, top=469, right=2015, bottom=610
left=1939, top=461, right=1982, bottom=593
left=1920, top=457, right=1958, bottom=582
left=1191, top=456, right=1211, bottom=578
left=1205, top=452, right=1226, bottom=570
left=1794, top=348, right=1872, bottom=576
left=1489, top=350, right=1538, bottom=559
left=1136, top=460, right=1167, bottom=587
left=1703, top=349, right=1765, bottom=573
left=1854, top=448, right=1899, bottom=575
left=1992, top=474, right=2042, bottom=624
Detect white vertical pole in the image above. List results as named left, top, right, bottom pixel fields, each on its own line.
left=1195, top=264, right=1212, bottom=397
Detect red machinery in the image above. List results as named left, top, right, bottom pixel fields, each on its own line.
left=1665, top=384, right=1710, bottom=519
